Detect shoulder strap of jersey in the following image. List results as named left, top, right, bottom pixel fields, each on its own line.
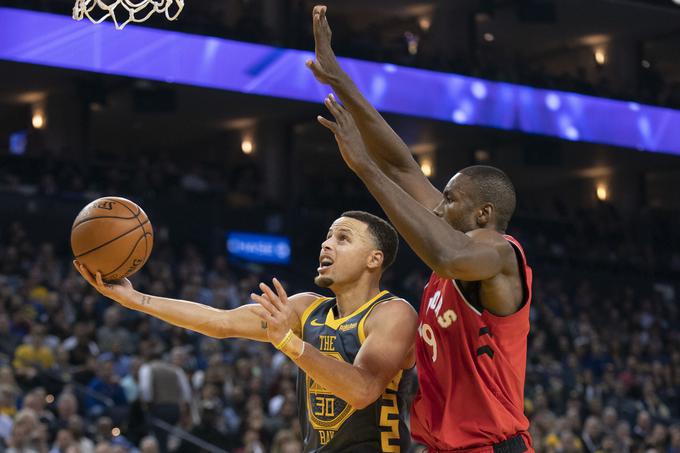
left=503, top=234, right=532, bottom=308
left=357, top=291, right=399, bottom=343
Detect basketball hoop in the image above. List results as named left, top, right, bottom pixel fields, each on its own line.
left=73, top=0, right=184, bottom=30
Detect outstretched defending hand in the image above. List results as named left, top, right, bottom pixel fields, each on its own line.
left=251, top=278, right=294, bottom=344
left=318, top=94, right=373, bottom=173
left=73, top=260, right=135, bottom=307
left=306, top=5, right=344, bottom=85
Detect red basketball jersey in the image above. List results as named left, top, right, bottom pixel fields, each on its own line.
left=410, top=235, right=533, bottom=452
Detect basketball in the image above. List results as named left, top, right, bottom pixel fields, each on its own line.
left=71, top=197, right=154, bottom=281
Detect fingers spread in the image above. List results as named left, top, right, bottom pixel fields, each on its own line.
left=259, top=283, right=284, bottom=310
left=324, top=96, right=342, bottom=121
left=272, top=278, right=287, bottom=301
left=327, top=94, right=347, bottom=122
left=317, top=116, right=337, bottom=132
left=251, top=293, right=278, bottom=315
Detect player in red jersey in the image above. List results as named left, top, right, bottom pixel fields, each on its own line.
left=307, top=5, right=533, bottom=452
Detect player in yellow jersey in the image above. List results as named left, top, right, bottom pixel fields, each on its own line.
left=75, top=210, right=418, bottom=452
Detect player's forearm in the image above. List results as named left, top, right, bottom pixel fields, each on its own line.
left=330, top=74, right=419, bottom=175
left=293, top=341, right=383, bottom=410
left=119, top=290, right=230, bottom=338
left=329, top=76, right=440, bottom=208
left=354, top=163, right=473, bottom=275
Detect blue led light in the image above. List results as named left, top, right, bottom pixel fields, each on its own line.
left=1, top=7, right=679, bottom=155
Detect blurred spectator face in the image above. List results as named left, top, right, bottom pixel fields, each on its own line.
left=96, top=416, right=113, bottom=440
left=0, top=366, right=16, bottom=386
left=11, top=408, right=38, bottom=441
left=57, top=392, right=78, bottom=420
left=649, top=424, right=668, bottom=447
left=280, top=439, right=302, bottom=453
left=602, top=407, right=618, bottom=430
left=68, top=414, right=86, bottom=438
left=616, top=420, right=631, bottom=439
left=24, top=388, right=46, bottom=412
left=637, top=410, right=652, bottom=432
left=95, top=442, right=112, bottom=453
left=600, top=435, right=616, bottom=452
left=104, top=307, right=120, bottom=328
left=170, top=347, right=187, bottom=368
left=559, top=430, right=582, bottom=453
left=55, top=428, right=75, bottom=450
left=670, top=425, right=680, bottom=448
left=98, top=359, right=115, bottom=381
left=584, top=415, right=602, bottom=440
left=29, top=324, right=46, bottom=347
left=242, top=429, right=262, bottom=450
left=74, top=321, right=89, bottom=340
left=140, top=436, right=159, bottom=453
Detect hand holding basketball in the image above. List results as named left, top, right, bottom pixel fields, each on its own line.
left=70, top=197, right=153, bottom=281
left=73, top=260, right=135, bottom=308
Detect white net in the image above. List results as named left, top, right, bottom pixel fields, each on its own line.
left=73, top=0, right=184, bottom=30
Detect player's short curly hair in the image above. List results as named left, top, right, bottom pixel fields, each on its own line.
left=459, top=165, right=516, bottom=231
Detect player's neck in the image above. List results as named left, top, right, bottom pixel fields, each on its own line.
left=333, top=277, right=382, bottom=318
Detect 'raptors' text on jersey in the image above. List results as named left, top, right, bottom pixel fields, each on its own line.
left=410, top=235, right=534, bottom=451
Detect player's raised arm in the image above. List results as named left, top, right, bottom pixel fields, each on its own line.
left=253, top=279, right=417, bottom=410
left=318, top=97, right=507, bottom=284
left=306, top=5, right=440, bottom=210
left=73, top=260, right=312, bottom=342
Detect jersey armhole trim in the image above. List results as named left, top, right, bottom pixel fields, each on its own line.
left=450, top=279, right=483, bottom=316
left=300, top=296, right=330, bottom=338
left=357, top=296, right=399, bottom=344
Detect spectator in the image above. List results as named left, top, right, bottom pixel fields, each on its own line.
left=85, top=355, right=128, bottom=422
left=54, top=392, right=77, bottom=431
left=21, top=388, right=56, bottom=434
left=97, top=307, right=133, bottom=355
left=12, top=324, right=54, bottom=388
left=139, top=347, right=192, bottom=453
left=6, top=408, right=48, bottom=453
left=177, top=400, right=230, bottom=452
left=139, top=436, right=159, bottom=453
left=48, top=429, right=75, bottom=453
left=67, top=415, right=95, bottom=453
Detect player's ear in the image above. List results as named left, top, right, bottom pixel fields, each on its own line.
left=367, top=250, right=384, bottom=270
left=477, top=203, right=493, bottom=227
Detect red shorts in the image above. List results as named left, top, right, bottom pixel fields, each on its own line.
left=425, top=432, right=533, bottom=453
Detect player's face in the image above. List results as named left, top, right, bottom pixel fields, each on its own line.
left=433, top=173, right=479, bottom=232
left=314, top=217, right=381, bottom=289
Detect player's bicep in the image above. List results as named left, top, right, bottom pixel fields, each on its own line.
left=353, top=302, right=418, bottom=396
left=443, top=242, right=503, bottom=281
left=438, top=230, right=505, bottom=281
